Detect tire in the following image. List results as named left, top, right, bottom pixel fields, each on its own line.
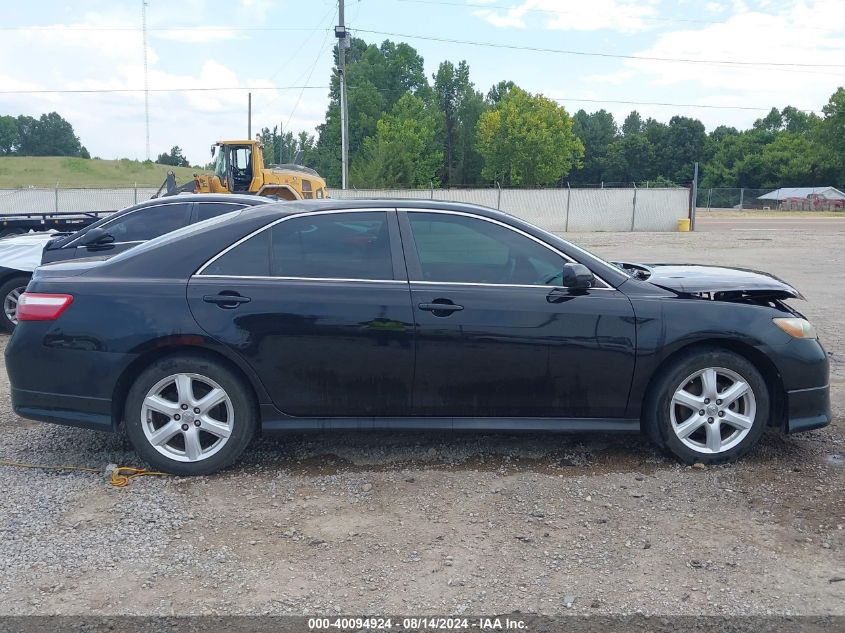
left=123, top=355, right=256, bottom=475
left=644, top=348, right=769, bottom=464
left=0, top=275, right=32, bottom=334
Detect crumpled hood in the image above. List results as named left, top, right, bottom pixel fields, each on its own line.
left=615, top=262, right=804, bottom=300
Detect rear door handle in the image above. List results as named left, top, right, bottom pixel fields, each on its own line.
left=203, top=293, right=251, bottom=308
left=418, top=302, right=463, bottom=313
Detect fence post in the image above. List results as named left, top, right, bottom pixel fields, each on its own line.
left=430, top=181, right=434, bottom=200
left=690, top=161, right=699, bottom=231
left=563, top=182, right=572, bottom=232
left=134, top=182, right=138, bottom=204
left=496, top=181, right=502, bottom=210
left=54, top=181, right=59, bottom=212
left=739, top=188, right=744, bottom=210
left=630, top=183, right=638, bottom=231
left=706, top=188, right=712, bottom=211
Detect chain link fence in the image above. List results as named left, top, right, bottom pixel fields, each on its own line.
left=0, top=187, right=158, bottom=214
left=696, top=187, right=845, bottom=211
left=335, top=186, right=690, bottom=232
left=0, top=185, right=691, bottom=232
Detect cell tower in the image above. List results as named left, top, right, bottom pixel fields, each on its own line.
left=142, top=0, right=150, bottom=160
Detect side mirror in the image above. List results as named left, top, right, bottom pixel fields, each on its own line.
left=562, top=262, right=594, bottom=289
left=78, top=227, right=114, bottom=247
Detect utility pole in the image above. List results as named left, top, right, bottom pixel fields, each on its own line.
left=141, top=0, right=150, bottom=161
left=248, top=92, right=252, bottom=139
left=336, top=0, right=349, bottom=189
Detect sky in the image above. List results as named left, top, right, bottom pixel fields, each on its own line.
left=1, top=0, right=844, bottom=166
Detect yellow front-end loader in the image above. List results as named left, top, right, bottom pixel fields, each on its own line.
left=153, top=139, right=329, bottom=201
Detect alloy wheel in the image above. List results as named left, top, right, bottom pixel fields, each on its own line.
left=669, top=366, right=756, bottom=454
left=140, top=373, right=234, bottom=463
left=3, top=286, right=26, bottom=326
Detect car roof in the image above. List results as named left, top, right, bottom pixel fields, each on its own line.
left=134, top=193, right=270, bottom=208
left=239, top=198, right=512, bottom=221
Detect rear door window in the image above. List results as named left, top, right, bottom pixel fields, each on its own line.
left=201, top=211, right=394, bottom=280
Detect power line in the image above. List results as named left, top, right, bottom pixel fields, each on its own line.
left=549, top=96, right=821, bottom=114
left=0, top=86, right=330, bottom=95
left=3, top=84, right=821, bottom=115
left=285, top=20, right=335, bottom=129
left=355, top=28, right=845, bottom=69
left=340, top=84, right=824, bottom=114
left=0, top=25, right=330, bottom=32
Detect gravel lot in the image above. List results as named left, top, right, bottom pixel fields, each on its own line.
left=0, top=224, right=843, bottom=616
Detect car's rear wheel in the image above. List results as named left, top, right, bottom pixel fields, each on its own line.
left=645, top=348, right=769, bottom=464
left=0, top=275, right=32, bottom=333
left=124, top=355, right=256, bottom=475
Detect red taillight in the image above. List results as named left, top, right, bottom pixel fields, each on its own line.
left=17, top=293, right=74, bottom=321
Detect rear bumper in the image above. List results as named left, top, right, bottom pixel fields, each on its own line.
left=11, top=388, right=113, bottom=431
left=785, top=384, right=830, bottom=434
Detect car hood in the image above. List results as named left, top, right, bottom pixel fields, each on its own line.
left=615, top=262, right=803, bottom=300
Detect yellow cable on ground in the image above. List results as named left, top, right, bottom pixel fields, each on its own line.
left=108, top=466, right=168, bottom=487
left=0, top=459, right=168, bottom=487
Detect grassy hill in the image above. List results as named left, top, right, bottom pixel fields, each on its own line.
left=0, top=156, right=202, bottom=188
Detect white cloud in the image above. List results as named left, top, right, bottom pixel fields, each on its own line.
left=474, top=0, right=659, bottom=33
left=0, top=6, right=329, bottom=166
left=579, top=1, right=845, bottom=128
left=152, top=27, right=239, bottom=43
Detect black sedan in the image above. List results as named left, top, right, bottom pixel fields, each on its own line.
left=0, top=193, right=270, bottom=332
left=4, top=200, right=830, bottom=475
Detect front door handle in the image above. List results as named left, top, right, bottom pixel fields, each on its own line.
left=418, top=301, right=464, bottom=317
left=203, top=293, right=251, bottom=308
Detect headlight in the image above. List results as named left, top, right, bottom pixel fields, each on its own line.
left=773, top=317, right=817, bottom=339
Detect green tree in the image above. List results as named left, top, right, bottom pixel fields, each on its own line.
left=781, top=106, right=815, bottom=135
left=155, top=145, right=189, bottom=167
left=433, top=60, right=486, bottom=185
left=476, top=87, right=584, bottom=186
left=602, top=134, right=654, bottom=183
left=621, top=111, right=644, bottom=136
left=350, top=94, right=442, bottom=188
left=314, top=38, right=430, bottom=186
left=661, top=116, right=707, bottom=182
left=757, top=133, right=827, bottom=187
left=816, top=87, right=845, bottom=181
left=0, top=115, right=19, bottom=155
left=571, top=109, right=617, bottom=184
left=16, top=112, right=83, bottom=156
left=486, top=80, right=516, bottom=105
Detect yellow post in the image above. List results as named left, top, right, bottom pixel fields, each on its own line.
left=677, top=218, right=691, bottom=232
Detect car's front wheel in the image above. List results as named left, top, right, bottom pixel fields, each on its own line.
left=645, top=348, right=769, bottom=464
left=124, top=355, right=256, bottom=475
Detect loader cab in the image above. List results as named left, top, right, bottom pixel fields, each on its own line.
left=212, top=143, right=255, bottom=193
